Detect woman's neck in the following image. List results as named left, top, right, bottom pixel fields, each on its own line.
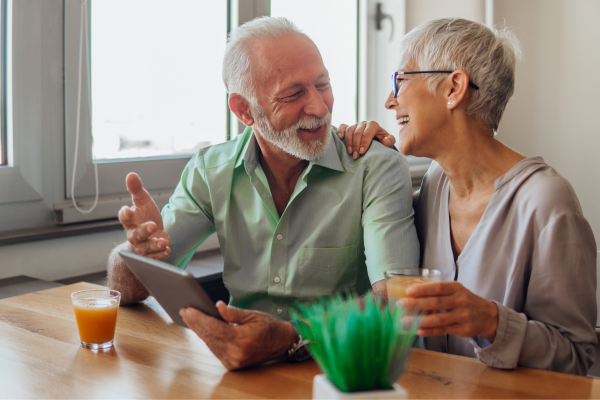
left=434, top=123, right=526, bottom=198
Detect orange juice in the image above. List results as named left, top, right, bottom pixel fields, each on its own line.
left=386, top=276, right=430, bottom=300
left=73, top=298, right=119, bottom=344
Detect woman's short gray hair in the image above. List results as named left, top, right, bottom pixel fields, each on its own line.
left=222, top=16, right=308, bottom=104
left=399, top=18, right=522, bottom=133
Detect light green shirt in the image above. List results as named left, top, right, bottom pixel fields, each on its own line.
left=162, top=127, right=419, bottom=319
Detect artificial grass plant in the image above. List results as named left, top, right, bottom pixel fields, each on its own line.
left=290, top=293, right=421, bottom=393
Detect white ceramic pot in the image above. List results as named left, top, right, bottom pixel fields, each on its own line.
left=312, top=374, right=408, bottom=399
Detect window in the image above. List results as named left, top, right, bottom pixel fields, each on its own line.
left=271, top=0, right=358, bottom=128
left=90, top=0, right=228, bottom=161
left=60, top=0, right=230, bottom=223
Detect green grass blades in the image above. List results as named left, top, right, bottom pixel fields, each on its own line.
left=290, top=293, right=421, bottom=393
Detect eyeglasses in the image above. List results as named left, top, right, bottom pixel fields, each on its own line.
left=392, top=71, right=479, bottom=97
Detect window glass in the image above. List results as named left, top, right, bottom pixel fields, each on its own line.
left=271, top=0, right=358, bottom=128
left=91, top=0, right=228, bottom=160
left=0, top=0, right=6, bottom=166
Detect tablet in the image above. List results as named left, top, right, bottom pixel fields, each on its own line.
left=119, top=250, right=223, bottom=326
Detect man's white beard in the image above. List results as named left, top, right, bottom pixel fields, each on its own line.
left=252, top=106, right=331, bottom=161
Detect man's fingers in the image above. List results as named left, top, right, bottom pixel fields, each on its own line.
left=181, top=307, right=232, bottom=340
left=126, top=173, right=152, bottom=206
left=337, top=124, right=348, bottom=138
left=217, top=301, right=254, bottom=325
left=128, top=222, right=157, bottom=244
left=145, top=248, right=171, bottom=260
left=118, top=206, right=135, bottom=228
left=135, top=237, right=170, bottom=255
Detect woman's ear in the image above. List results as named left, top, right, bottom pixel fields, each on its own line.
left=446, top=69, right=470, bottom=109
left=228, top=94, right=255, bottom=126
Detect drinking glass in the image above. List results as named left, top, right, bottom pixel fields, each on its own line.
left=384, top=268, right=442, bottom=310
left=71, top=289, right=121, bottom=349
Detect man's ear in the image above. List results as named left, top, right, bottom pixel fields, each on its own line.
left=228, top=94, right=254, bottom=126
left=445, top=69, right=470, bottom=110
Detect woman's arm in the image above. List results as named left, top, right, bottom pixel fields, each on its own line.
left=404, top=212, right=598, bottom=375
left=481, top=214, right=597, bottom=375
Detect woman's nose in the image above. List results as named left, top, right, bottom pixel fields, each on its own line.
left=385, top=91, right=398, bottom=109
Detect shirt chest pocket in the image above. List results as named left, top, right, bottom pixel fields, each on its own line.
left=298, top=245, right=358, bottom=299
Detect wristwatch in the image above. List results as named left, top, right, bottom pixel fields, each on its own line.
left=287, top=335, right=311, bottom=363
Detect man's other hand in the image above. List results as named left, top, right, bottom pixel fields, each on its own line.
left=180, top=302, right=299, bottom=371
left=119, top=172, right=171, bottom=261
left=337, top=121, right=396, bottom=159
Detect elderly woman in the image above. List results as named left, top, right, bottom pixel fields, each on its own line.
left=340, top=18, right=597, bottom=375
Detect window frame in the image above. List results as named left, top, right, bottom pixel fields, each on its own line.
left=62, top=0, right=227, bottom=207
left=0, top=0, right=6, bottom=167
left=360, top=0, right=432, bottom=182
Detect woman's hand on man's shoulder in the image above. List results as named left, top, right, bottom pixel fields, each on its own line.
left=337, top=121, right=396, bottom=160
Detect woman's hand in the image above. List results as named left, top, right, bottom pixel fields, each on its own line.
left=337, top=121, right=396, bottom=159
left=401, top=281, right=499, bottom=342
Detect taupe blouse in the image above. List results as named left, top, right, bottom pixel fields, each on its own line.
left=414, top=157, right=597, bottom=375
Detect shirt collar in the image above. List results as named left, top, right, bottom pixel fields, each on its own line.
left=234, top=127, right=259, bottom=175
left=234, top=128, right=345, bottom=175
left=313, top=130, right=345, bottom=172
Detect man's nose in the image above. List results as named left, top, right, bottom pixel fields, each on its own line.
left=303, top=87, right=329, bottom=118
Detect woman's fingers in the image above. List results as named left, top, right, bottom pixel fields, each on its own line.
left=406, top=281, right=460, bottom=298
left=337, top=121, right=394, bottom=157
left=337, top=124, right=349, bottom=138
left=344, top=125, right=358, bottom=154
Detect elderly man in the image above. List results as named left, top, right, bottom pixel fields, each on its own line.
left=107, top=16, right=418, bottom=370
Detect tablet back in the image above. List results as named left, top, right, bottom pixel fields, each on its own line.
left=119, top=251, right=223, bottom=326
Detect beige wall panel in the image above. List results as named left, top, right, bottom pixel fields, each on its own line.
left=495, top=0, right=600, bottom=246
left=406, top=0, right=485, bottom=31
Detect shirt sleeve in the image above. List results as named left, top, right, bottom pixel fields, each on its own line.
left=162, top=152, right=216, bottom=270
left=470, top=212, right=597, bottom=375
left=361, top=149, right=420, bottom=283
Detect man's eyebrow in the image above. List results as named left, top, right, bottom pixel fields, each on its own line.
left=275, top=73, right=330, bottom=96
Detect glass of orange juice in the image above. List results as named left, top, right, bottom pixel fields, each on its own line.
left=385, top=268, right=441, bottom=311
left=71, top=289, right=121, bottom=349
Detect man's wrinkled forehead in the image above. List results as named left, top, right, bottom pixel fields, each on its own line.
left=248, top=34, right=328, bottom=93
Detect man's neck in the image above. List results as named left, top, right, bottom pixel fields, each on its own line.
left=254, top=131, right=309, bottom=190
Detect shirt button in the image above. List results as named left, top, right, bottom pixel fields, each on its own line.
left=274, top=276, right=281, bottom=283
left=277, top=234, right=283, bottom=240
left=277, top=309, right=283, bottom=315
left=441, top=346, right=447, bottom=353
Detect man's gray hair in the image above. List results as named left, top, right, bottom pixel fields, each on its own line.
left=399, top=18, right=522, bottom=133
left=222, top=16, right=308, bottom=104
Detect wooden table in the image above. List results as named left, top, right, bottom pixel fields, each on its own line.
left=1, top=282, right=599, bottom=399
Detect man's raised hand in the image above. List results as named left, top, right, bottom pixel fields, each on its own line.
left=118, top=172, right=171, bottom=260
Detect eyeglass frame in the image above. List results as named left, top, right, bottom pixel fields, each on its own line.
left=392, top=71, right=480, bottom=97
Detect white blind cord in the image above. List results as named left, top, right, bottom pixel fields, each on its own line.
left=71, top=0, right=99, bottom=214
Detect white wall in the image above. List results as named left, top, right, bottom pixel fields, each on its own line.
left=495, top=0, right=600, bottom=246
left=0, top=232, right=220, bottom=281
left=406, top=0, right=485, bottom=31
